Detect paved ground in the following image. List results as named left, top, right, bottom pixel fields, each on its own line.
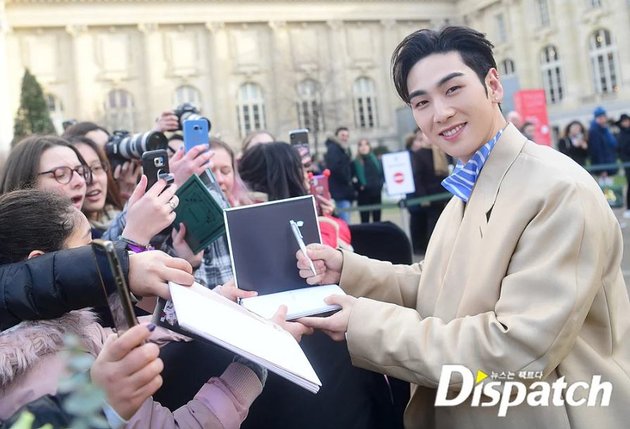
left=347, top=205, right=630, bottom=289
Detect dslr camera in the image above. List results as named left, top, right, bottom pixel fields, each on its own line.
left=174, top=102, right=211, bottom=131
left=105, top=130, right=168, bottom=170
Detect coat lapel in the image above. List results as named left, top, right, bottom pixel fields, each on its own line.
left=430, top=124, right=527, bottom=320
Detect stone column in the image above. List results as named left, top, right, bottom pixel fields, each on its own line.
left=205, top=21, right=233, bottom=141
left=65, top=24, right=93, bottom=122
left=0, top=1, right=13, bottom=151
left=325, top=19, right=349, bottom=131
left=138, top=23, right=161, bottom=129
left=268, top=20, right=296, bottom=133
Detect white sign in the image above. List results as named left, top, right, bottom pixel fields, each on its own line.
left=382, top=151, right=415, bottom=195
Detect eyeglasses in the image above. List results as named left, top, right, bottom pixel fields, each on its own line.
left=38, top=165, right=92, bottom=185
left=89, top=162, right=109, bottom=177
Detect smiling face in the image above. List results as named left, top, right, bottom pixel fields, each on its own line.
left=407, top=51, right=506, bottom=163
left=36, top=146, right=87, bottom=209
left=75, top=143, right=108, bottom=217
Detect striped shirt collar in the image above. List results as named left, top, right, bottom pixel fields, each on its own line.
left=441, top=129, right=504, bottom=202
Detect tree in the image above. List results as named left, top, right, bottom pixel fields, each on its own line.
left=12, top=69, right=56, bottom=146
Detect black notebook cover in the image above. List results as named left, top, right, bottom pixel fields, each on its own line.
left=224, top=195, right=321, bottom=294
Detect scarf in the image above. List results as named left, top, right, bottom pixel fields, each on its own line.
left=353, top=153, right=381, bottom=187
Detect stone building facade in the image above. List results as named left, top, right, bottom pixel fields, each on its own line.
left=1, top=0, right=629, bottom=154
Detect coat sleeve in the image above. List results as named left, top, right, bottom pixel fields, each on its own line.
left=0, top=241, right=129, bottom=331
left=125, top=362, right=263, bottom=429
left=344, top=180, right=617, bottom=388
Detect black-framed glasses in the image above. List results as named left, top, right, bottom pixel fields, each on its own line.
left=38, top=165, right=92, bottom=185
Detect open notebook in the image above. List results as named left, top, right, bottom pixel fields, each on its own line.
left=168, top=282, right=321, bottom=393
left=224, top=195, right=344, bottom=320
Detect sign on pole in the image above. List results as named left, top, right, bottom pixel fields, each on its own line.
left=382, top=151, right=415, bottom=196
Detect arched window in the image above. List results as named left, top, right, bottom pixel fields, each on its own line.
left=46, top=93, right=65, bottom=134
left=296, top=79, right=324, bottom=133
left=104, top=89, right=135, bottom=131
left=353, top=77, right=378, bottom=129
left=540, top=45, right=564, bottom=104
left=174, top=85, right=202, bottom=110
left=589, top=29, right=619, bottom=94
left=499, top=58, right=516, bottom=77
left=236, top=83, right=266, bottom=137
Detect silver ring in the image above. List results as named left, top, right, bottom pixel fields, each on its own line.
left=168, top=197, right=178, bottom=211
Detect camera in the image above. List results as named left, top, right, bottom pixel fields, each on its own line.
left=105, top=130, right=168, bottom=170
left=174, top=102, right=211, bottom=131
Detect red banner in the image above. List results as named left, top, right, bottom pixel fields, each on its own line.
left=513, top=89, right=551, bottom=146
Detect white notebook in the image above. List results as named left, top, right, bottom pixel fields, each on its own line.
left=169, top=282, right=321, bottom=393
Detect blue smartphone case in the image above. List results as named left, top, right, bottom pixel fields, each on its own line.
left=183, top=119, right=209, bottom=152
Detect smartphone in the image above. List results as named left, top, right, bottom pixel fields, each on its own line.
left=92, top=239, right=138, bottom=334
left=309, top=170, right=331, bottom=215
left=289, top=128, right=310, bottom=158
left=142, top=149, right=170, bottom=190
left=183, top=119, right=210, bottom=152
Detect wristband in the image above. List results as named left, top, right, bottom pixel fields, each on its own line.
left=119, top=236, right=154, bottom=253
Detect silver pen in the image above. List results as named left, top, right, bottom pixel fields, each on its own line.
left=290, top=220, right=317, bottom=276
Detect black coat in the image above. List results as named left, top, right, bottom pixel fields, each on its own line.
left=0, top=241, right=128, bottom=331
left=617, top=127, right=630, bottom=163
left=324, top=138, right=356, bottom=201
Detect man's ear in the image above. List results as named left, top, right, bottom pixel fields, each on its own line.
left=27, top=250, right=45, bottom=260
left=485, top=68, right=504, bottom=103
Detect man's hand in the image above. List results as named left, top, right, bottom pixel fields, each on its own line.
left=90, top=324, right=163, bottom=420
left=170, top=144, right=213, bottom=187
left=128, top=251, right=194, bottom=299
left=298, top=294, right=357, bottom=341
left=296, top=243, right=343, bottom=285
left=213, top=279, right=258, bottom=302
left=153, top=111, right=179, bottom=132
left=271, top=305, right=314, bottom=342
left=122, top=175, right=178, bottom=246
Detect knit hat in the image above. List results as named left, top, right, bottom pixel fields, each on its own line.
left=593, top=106, right=607, bottom=118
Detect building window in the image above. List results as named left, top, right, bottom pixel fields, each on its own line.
left=499, top=58, right=516, bottom=77
left=174, top=85, right=202, bottom=110
left=495, top=13, right=508, bottom=43
left=589, top=28, right=619, bottom=94
left=46, top=93, right=65, bottom=134
left=536, top=0, right=551, bottom=27
left=353, top=77, right=378, bottom=129
left=104, top=89, right=135, bottom=131
left=236, top=83, right=266, bottom=137
left=540, top=45, right=564, bottom=104
left=587, top=0, right=603, bottom=8
left=296, top=79, right=324, bottom=133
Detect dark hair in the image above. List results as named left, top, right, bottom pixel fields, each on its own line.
left=0, top=135, right=89, bottom=194
left=0, top=189, right=77, bottom=264
left=391, top=26, right=496, bottom=103
left=67, top=135, right=123, bottom=211
left=62, top=121, right=110, bottom=139
left=563, top=120, right=586, bottom=139
left=238, top=142, right=307, bottom=201
left=335, top=127, right=349, bottom=136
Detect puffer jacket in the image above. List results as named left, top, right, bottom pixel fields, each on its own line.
left=324, top=138, right=356, bottom=201
left=0, top=242, right=129, bottom=332
left=0, top=310, right=263, bottom=428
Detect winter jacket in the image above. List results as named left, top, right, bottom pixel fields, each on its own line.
left=0, top=310, right=263, bottom=428
left=324, top=138, right=356, bottom=201
left=588, top=121, right=618, bottom=175
left=0, top=241, right=128, bottom=332
left=616, top=126, right=630, bottom=163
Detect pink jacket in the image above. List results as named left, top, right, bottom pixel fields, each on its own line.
left=0, top=310, right=262, bottom=428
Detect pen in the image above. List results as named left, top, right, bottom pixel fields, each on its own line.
left=290, top=220, right=317, bottom=276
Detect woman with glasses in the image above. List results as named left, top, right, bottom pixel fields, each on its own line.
left=0, top=135, right=179, bottom=256
left=0, top=135, right=91, bottom=208
left=67, top=136, right=123, bottom=238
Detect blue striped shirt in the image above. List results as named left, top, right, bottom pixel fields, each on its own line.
left=441, top=130, right=504, bottom=202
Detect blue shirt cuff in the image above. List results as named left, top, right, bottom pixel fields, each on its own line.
left=102, top=402, right=128, bottom=429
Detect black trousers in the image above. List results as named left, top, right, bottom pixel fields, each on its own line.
left=357, top=189, right=382, bottom=223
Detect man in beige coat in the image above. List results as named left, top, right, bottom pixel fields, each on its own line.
left=297, top=26, right=630, bottom=428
